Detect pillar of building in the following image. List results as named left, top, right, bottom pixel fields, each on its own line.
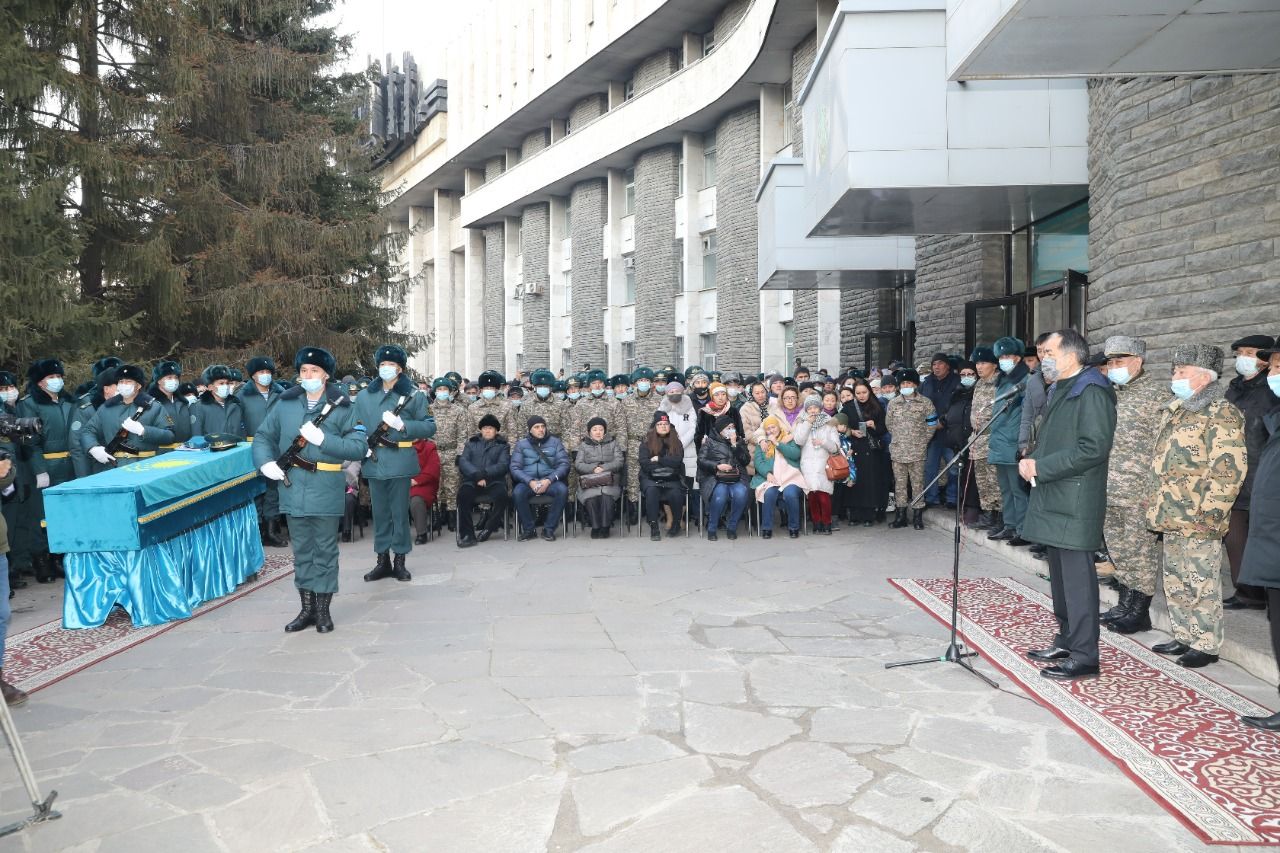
left=570, top=179, right=608, bottom=371
left=634, top=145, right=680, bottom=367
left=521, top=203, right=551, bottom=370
left=714, top=104, right=762, bottom=372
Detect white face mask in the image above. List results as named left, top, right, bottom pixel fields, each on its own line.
left=0, top=389, right=17, bottom=404
left=161, top=378, right=180, bottom=394
left=636, top=381, right=651, bottom=394
left=900, top=386, right=916, bottom=396
left=117, top=382, right=138, bottom=398
left=299, top=377, right=325, bottom=394
left=536, top=386, right=551, bottom=399
left=481, top=388, right=497, bottom=401
left=998, top=358, right=1017, bottom=374
left=727, top=387, right=741, bottom=398
left=184, top=395, right=198, bottom=404
left=1235, top=355, right=1261, bottom=378
left=378, top=365, right=399, bottom=382
left=214, top=383, right=231, bottom=398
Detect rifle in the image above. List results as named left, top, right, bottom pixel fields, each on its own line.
left=276, top=402, right=336, bottom=488
left=366, top=394, right=413, bottom=461
left=104, top=398, right=155, bottom=465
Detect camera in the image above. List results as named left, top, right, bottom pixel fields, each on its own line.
left=0, top=414, right=42, bottom=441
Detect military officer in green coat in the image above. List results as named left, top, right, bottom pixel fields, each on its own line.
left=356, top=345, right=436, bottom=583
left=19, top=359, right=81, bottom=583
left=148, top=360, right=194, bottom=452
left=192, top=365, right=248, bottom=440
left=238, top=356, right=288, bottom=547
left=82, top=364, right=177, bottom=473
left=255, top=347, right=367, bottom=634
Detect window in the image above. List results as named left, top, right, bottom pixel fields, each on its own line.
left=677, top=154, right=685, bottom=196
left=562, top=270, right=572, bottom=315
left=701, top=232, right=717, bottom=289
left=623, top=79, right=635, bottom=101
left=623, top=255, right=636, bottom=303
left=563, top=199, right=572, bottom=234
left=781, top=82, right=794, bottom=148
left=673, top=336, right=684, bottom=366
left=622, top=341, right=636, bottom=374
left=702, top=131, right=717, bottom=186
left=700, top=333, right=717, bottom=371
left=565, top=115, right=573, bottom=135
left=624, top=168, right=635, bottom=215
left=783, top=322, right=795, bottom=372
left=516, top=352, right=525, bottom=373
left=674, top=239, right=684, bottom=294
left=702, top=30, right=715, bottom=57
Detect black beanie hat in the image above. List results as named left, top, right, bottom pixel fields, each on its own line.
left=479, top=414, right=501, bottom=431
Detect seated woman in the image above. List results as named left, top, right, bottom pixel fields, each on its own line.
left=410, top=438, right=441, bottom=545
left=793, top=394, right=840, bottom=534
left=751, top=416, right=806, bottom=539
left=639, top=411, right=687, bottom=540
left=575, top=417, right=624, bottom=538
left=696, top=414, right=751, bottom=541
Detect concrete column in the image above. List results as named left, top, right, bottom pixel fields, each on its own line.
left=817, top=290, right=842, bottom=374
left=759, top=85, right=786, bottom=172
left=521, top=203, right=551, bottom=369
left=569, top=179, right=607, bottom=371
left=431, top=190, right=456, bottom=371
left=714, top=104, right=762, bottom=372
left=634, top=145, right=680, bottom=366
left=406, top=206, right=431, bottom=376
left=483, top=223, right=506, bottom=370
left=462, top=168, right=487, bottom=376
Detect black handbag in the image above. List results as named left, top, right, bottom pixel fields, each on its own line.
left=581, top=471, right=614, bottom=488
left=649, top=466, right=678, bottom=481
left=714, top=467, right=741, bottom=483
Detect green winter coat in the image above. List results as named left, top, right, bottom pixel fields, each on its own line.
left=750, top=440, right=802, bottom=489
left=192, top=392, right=249, bottom=439
left=81, top=392, right=177, bottom=473
left=236, top=381, right=284, bottom=437
left=353, top=375, right=437, bottom=479
left=18, top=387, right=79, bottom=484
left=1022, top=368, right=1117, bottom=552
left=252, top=384, right=366, bottom=517
left=148, top=386, right=195, bottom=447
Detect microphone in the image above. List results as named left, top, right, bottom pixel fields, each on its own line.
left=994, top=380, right=1028, bottom=403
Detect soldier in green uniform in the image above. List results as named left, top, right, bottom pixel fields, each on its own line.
left=1099, top=336, right=1170, bottom=634
left=467, top=370, right=519, bottom=450
left=20, top=359, right=81, bottom=583
left=968, top=347, right=1003, bottom=530
left=255, top=347, right=366, bottom=633
left=238, top=356, right=287, bottom=547
left=553, top=379, right=568, bottom=402
left=522, top=369, right=565, bottom=437
left=621, top=367, right=662, bottom=515
left=82, top=364, right=176, bottom=473
left=884, top=369, right=939, bottom=530
left=148, top=360, right=194, bottom=453
left=356, top=345, right=436, bottom=584
left=430, top=377, right=466, bottom=530
left=192, top=365, right=248, bottom=440
left=611, top=374, right=631, bottom=402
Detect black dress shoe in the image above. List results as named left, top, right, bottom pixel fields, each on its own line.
left=541, top=529, right=557, bottom=542
left=706, top=531, right=718, bottom=542
left=1223, top=595, right=1266, bottom=611
left=457, top=535, right=477, bottom=548
left=789, top=529, right=800, bottom=538
left=1030, top=550, right=1047, bottom=562
left=476, top=529, right=493, bottom=543
left=1176, top=649, right=1219, bottom=668
left=1041, top=660, right=1100, bottom=680
left=863, top=521, right=874, bottom=528
left=1026, top=646, right=1071, bottom=662
left=1006, top=536, right=1032, bottom=547
left=761, top=530, right=773, bottom=539
left=1093, top=550, right=1110, bottom=563
left=1240, top=711, right=1280, bottom=732
left=1029, top=543, right=1046, bottom=554
left=726, top=530, right=737, bottom=540
left=414, top=533, right=429, bottom=545
left=517, top=529, right=537, bottom=542
left=1152, top=639, right=1191, bottom=656
left=987, top=526, right=1015, bottom=541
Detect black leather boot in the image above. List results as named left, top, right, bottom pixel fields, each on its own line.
left=1108, top=591, right=1153, bottom=635
left=391, top=553, right=411, bottom=582
left=1100, top=584, right=1132, bottom=624
left=625, top=499, right=638, bottom=526
left=285, top=589, right=316, bottom=632
left=33, top=552, right=56, bottom=584
left=8, top=570, right=26, bottom=590
left=911, top=508, right=925, bottom=530
left=314, top=593, right=334, bottom=633
left=968, top=510, right=995, bottom=531
left=263, top=517, right=288, bottom=547
left=650, top=522, right=661, bottom=541
left=363, top=551, right=393, bottom=582
left=890, top=509, right=909, bottom=529
left=1241, top=711, right=1280, bottom=732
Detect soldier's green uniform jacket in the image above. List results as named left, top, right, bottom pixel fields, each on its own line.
left=1105, top=368, right=1169, bottom=506
left=147, top=385, right=195, bottom=447
left=968, top=375, right=998, bottom=459
left=884, top=395, right=938, bottom=463
left=466, top=396, right=520, bottom=450
left=521, top=395, right=566, bottom=438
left=354, top=375, right=436, bottom=479
left=621, top=391, right=662, bottom=444
left=82, top=392, right=177, bottom=473
left=18, top=385, right=78, bottom=485
left=67, top=391, right=100, bottom=478
left=191, top=392, right=249, bottom=439
left=1146, top=383, right=1247, bottom=540
left=567, top=393, right=627, bottom=452
left=252, top=383, right=367, bottom=517
left=236, top=380, right=285, bottom=438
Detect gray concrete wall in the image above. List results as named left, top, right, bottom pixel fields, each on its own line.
left=521, top=129, right=550, bottom=159
left=840, top=288, right=898, bottom=370
left=792, top=291, right=819, bottom=369
left=570, top=94, right=608, bottom=130
left=570, top=179, right=608, bottom=370
left=521, top=204, right=551, bottom=368
left=484, top=157, right=504, bottom=182
left=635, top=145, right=680, bottom=366
left=633, top=50, right=679, bottom=94
left=483, top=224, right=505, bottom=368
left=1087, top=74, right=1280, bottom=364
left=714, top=0, right=750, bottom=42
left=714, top=104, right=762, bottom=372
left=912, top=235, right=1006, bottom=364
left=790, top=31, right=817, bottom=151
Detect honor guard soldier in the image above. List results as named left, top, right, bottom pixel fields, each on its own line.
left=522, top=369, right=565, bottom=437
left=192, top=365, right=248, bottom=440
left=255, top=347, right=367, bottom=633
left=554, top=380, right=569, bottom=402
left=69, top=357, right=123, bottom=476
left=149, top=360, right=194, bottom=452
left=467, top=370, right=519, bottom=449
left=429, top=377, right=467, bottom=530
left=83, top=364, right=176, bottom=473
left=238, top=356, right=288, bottom=547
left=621, top=367, right=662, bottom=515
left=356, top=345, right=436, bottom=584
left=21, top=358, right=78, bottom=583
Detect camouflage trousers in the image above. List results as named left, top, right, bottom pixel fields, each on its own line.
left=626, top=453, right=641, bottom=504
left=1104, top=504, right=1162, bottom=595
left=891, top=460, right=926, bottom=508
left=439, top=461, right=460, bottom=511
left=1162, top=533, right=1225, bottom=654
left=973, top=458, right=1003, bottom=511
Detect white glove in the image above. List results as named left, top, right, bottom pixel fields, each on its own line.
left=36, top=472, right=51, bottom=489
left=382, top=411, right=405, bottom=431
left=365, top=448, right=373, bottom=458
left=121, top=417, right=144, bottom=436
left=90, top=446, right=113, bottom=465
left=299, top=421, right=325, bottom=446
left=259, top=461, right=286, bottom=481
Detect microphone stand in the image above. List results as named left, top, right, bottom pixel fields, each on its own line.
left=884, top=389, right=1023, bottom=688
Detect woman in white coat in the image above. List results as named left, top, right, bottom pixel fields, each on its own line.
left=658, top=379, right=700, bottom=520
left=792, top=394, right=840, bottom=534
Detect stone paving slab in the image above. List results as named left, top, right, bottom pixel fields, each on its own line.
left=2, top=523, right=1274, bottom=852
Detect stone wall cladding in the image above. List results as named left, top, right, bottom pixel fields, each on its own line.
left=1087, top=74, right=1280, bottom=365
left=484, top=157, right=504, bottom=182
left=912, top=234, right=1006, bottom=364
left=635, top=145, right=680, bottom=366
left=714, top=0, right=749, bottom=43
left=570, top=179, right=608, bottom=370
left=521, top=204, right=551, bottom=368
left=715, top=104, right=762, bottom=372
left=790, top=31, right=817, bottom=152
left=570, top=94, right=607, bottom=131
left=792, top=290, right=819, bottom=369
left=840, top=288, right=897, bottom=370
left=521, top=128, right=550, bottom=159
left=633, top=50, right=678, bottom=94
left=483, top=224, right=505, bottom=368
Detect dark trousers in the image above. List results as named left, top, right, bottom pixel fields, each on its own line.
left=1225, top=509, right=1265, bottom=602
left=457, top=482, right=508, bottom=537
left=1268, top=588, right=1280, bottom=687
left=925, top=439, right=957, bottom=505
left=643, top=481, right=685, bottom=526
left=580, top=494, right=616, bottom=530
left=513, top=480, right=567, bottom=533
left=1046, top=546, right=1100, bottom=667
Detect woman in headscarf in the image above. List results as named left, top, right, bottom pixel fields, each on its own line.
left=741, top=381, right=771, bottom=453
left=696, top=414, right=751, bottom=540
left=770, top=386, right=805, bottom=432
left=575, top=417, right=624, bottom=538
left=639, top=411, right=687, bottom=540
left=694, top=381, right=744, bottom=451
left=751, top=415, right=806, bottom=538
left=842, top=379, right=890, bottom=525
left=793, top=394, right=840, bottom=534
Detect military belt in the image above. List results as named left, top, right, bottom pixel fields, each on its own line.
left=396, top=441, right=414, bottom=448
left=114, top=451, right=156, bottom=459
left=314, top=462, right=341, bottom=472
left=42, top=451, right=70, bottom=460
left=159, top=443, right=180, bottom=450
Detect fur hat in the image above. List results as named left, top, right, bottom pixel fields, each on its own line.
left=114, top=364, right=146, bottom=385
left=587, top=416, right=608, bottom=432
left=895, top=369, right=921, bottom=385
left=970, top=346, right=997, bottom=365
left=153, top=360, right=182, bottom=382
left=203, top=364, right=233, bottom=384
left=993, top=337, right=1024, bottom=358
left=1171, top=344, right=1224, bottom=375
left=375, top=345, right=408, bottom=368
left=246, top=356, right=276, bottom=375
left=27, top=358, right=65, bottom=384
left=294, top=347, right=336, bottom=376
left=478, top=414, right=501, bottom=431
left=91, top=356, right=123, bottom=378
left=478, top=370, right=504, bottom=389
left=1103, top=336, right=1146, bottom=359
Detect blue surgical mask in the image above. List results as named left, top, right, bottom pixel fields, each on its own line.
left=0, top=389, right=16, bottom=404
left=300, top=377, right=325, bottom=394
left=592, top=388, right=605, bottom=398
left=466, top=393, right=478, bottom=403
left=568, top=391, right=581, bottom=401
left=556, top=392, right=567, bottom=401
left=256, top=372, right=273, bottom=387
left=214, top=384, right=231, bottom=398
left=378, top=365, right=399, bottom=382
left=998, top=358, right=1016, bottom=374
left=605, top=389, right=615, bottom=398
left=614, top=389, right=627, bottom=400
left=636, top=381, right=652, bottom=394
left=435, top=389, right=451, bottom=401
left=481, top=388, right=497, bottom=401
left=655, top=383, right=668, bottom=394
left=161, top=378, right=180, bottom=394
left=900, top=386, right=916, bottom=396
left=1171, top=378, right=1195, bottom=400
left=1235, top=355, right=1261, bottom=378
left=960, top=376, right=977, bottom=388
left=117, top=382, right=138, bottom=398
left=1268, top=374, right=1280, bottom=396
left=727, top=387, right=741, bottom=398
left=1108, top=367, right=1132, bottom=386
left=44, top=377, right=64, bottom=394
left=536, top=386, right=551, bottom=399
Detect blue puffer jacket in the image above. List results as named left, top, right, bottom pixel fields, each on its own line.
left=988, top=360, right=1030, bottom=465
left=510, top=434, right=569, bottom=484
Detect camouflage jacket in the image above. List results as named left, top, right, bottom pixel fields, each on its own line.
left=520, top=397, right=567, bottom=439
left=465, top=397, right=520, bottom=450
left=885, top=394, right=938, bottom=463
left=1146, top=382, right=1247, bottom=539
left=566, top=394, right=627, bottom=452
left=621, top=392, right=663, bottom=442
left=1106, top=369, right=1170, bottom=506
left=968, top=376, right=998, bottom=460
left=430, top=399, right=469, bottom=457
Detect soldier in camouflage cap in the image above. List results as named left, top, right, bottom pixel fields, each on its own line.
left=884, top=369, right=940, bottom=529
left=1146, top=343, right=1246, bottom=667
left=522, top=369, right=565, bottom=438
left=621, top=367, right=662, bottom=513
left=428, top=377, right=467, bottom=530
left=1099, top=335, right=1170, bottom=634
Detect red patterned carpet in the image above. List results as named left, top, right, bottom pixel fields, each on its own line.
left=5, top=554, right=294, bottom=695
left=893, top=576, right=1280, bottom=846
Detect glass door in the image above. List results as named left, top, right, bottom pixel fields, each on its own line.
left=965, top=295, right=1024, bottom=355
left=1030, top=270, right=1088, bottom=342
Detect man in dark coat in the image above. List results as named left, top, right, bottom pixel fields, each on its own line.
left=920, top=352, right=961, bottom=507
left=456, top=414, right=511, bottom=548
left=1224, top=333, right=1277, bottom=609
left=1238, top=340, right=1280, bottom=731
left=1020, top=329, right=1117, bottom=680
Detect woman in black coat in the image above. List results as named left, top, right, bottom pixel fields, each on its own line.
left=696, top=414, right=751, bottom=539
left=1238, top=398, right=1280, bottom=732
left=839, top=381, right=890, bottom=524
left=943, top=362, right=980, bottom=524
left=639, top=411, right=687, bottom=539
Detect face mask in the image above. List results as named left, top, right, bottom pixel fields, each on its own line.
left=556, top=392, right=567, bottom=401
left=655, top=383, right=668, bottom=394
left=466, top=394, right=478, bottom=403
left=615, top=390, right=628, bottom=400
left=668, top=393, right=683, bottom=404
left=300, top=377, right=325, bottom=394
left=1268, top=375, right=1280, bottom=396
left=162, top=378, right=180, bottom=394
left=256, top=372, right=272, bottom=387
left=1235, top=355, right=1261, bottom=378
left=636, top=381, right=651, bottom=394
left=998, top=358, right=1016, bottom=374
left=883, top=392, right=897, bottom=401
left=511, top=399, right=523, bottom=408
left=378, top=365, right=399, bottom=382
left=214, top=384, right=231, bottom=399
left=481, top=389, right=497, bottom=401
left=727, top=387, right=740, bottom=398
left=0, top=390, right=16, bottom=404
left=1040, top=357, right=1060, bottom=383
left=960, top=376, right=977, bottom=388
left=568, top=391, right=581, bottom=401
left=900, top=387, right=915, bottom=396
left=721, top=428, right=737, bottom=440
left=1171, top=378, right=1195, bottom=400
left=184, top=395, right=198, bottom=404
left=1107, top=367, right=1132, bottom=386
left=117, top=382, right=138, bottom=398
left=534, top=386, right=551, bottom=399
left=435, top=389, right=451, bottom=401
left=44, top=377, right=65, bottom=394
left=591, top=388, right=605, bottom=398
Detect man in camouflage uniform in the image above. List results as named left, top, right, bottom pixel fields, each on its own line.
left=885, top=369, right=939, bottom=530
left=1146, top=345, right=1247, bottom=668
left=522, top=369, right=566, bottom=438
left=1099, top=336, right=1170, bottom=634
left=466, top=370, right=519, bottom=450
left=429, top=377, right=468, bottom=529
left=621, top=366, right=662, bottom=514
left=968, top=347, right=1003, bottom=530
